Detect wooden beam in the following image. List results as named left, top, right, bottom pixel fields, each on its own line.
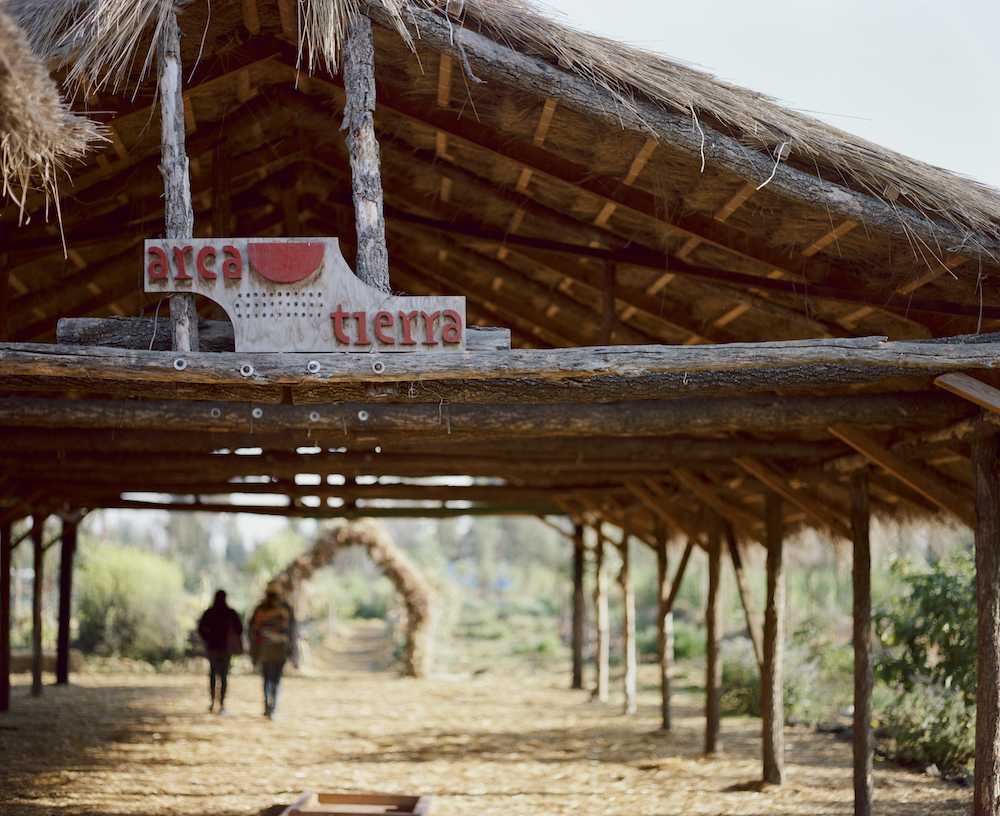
left=734, top=456, right=851, bottom=540
left=828, top=422, right=976, bottom=527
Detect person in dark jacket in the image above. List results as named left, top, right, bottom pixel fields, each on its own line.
left=248, top=580, right=297, bottom=719
left=198, top=589, right=244, bottom=714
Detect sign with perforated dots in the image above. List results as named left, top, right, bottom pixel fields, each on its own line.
left=144, top=237, right=466, bottom=352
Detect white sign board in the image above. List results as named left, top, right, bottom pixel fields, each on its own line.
left=143, top=237, right=466, bottom=353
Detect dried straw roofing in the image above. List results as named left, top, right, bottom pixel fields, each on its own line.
left=0, top=4, right=101, bottom=215
left=5, top=0, right=999, bottom=243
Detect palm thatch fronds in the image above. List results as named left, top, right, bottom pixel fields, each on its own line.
left=0, top=5, right=101, bottom=218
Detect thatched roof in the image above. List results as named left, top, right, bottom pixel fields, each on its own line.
left=0, top=4, right=101, bottom=217
left=1, top=0, right=1000, bottom=546
left=7, top=0, right=999, bottom=240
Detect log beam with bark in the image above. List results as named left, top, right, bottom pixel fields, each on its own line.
left=6, top=337, right=1000, bottom=388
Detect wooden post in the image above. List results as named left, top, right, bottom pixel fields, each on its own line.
left=1, top=521, right=10, bottom=711
left=705, top=516, right=723, bottom=754
left=31, top=515, right=44, bottom=697
left=762, top=493, right=785, bottom=784
left=57, top=517, right=79, bottom=685
left=158, top=9, right=198, bottom=352
left=571, top=522, right=585, bottom=690
left=851, top=470, right=874, bottom=816
left=593, top=525, right=609, bottom=702
left=342, top=15, right=390, bottom=293
left=656, top=519, right=674, bottom=730
left=619, top=531, right=637, bottom=716
left=726, top=521, right=764, bottom=671
left=974, top=433, right=1000, bottom=816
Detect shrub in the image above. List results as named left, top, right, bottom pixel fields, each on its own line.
left=879, top=682, right=974, bottom=777
left=672, top=619, right=705, bottom=660
left=874, top=551, right=976, bottom=777
left=719, top=625, right=854, bottom=726
left=76, top=542, right=190, bottom=662
left=875, top=552, right=976, bottom=705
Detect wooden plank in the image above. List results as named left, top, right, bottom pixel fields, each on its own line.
left=828, top=422, right=976, bottom=527
left=436, top=53, right=453, bottom=108
left=936, top=371, right=1000, bottom=415
left=240, top=0, right=260, bottom=35
left=280, top=791, right=434, bottom=816
left=734, top=456, right=851, bottom=540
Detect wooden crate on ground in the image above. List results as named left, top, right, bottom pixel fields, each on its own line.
left=279, top=791, right=435, bottom=816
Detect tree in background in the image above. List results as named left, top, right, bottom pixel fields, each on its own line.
left=76, top=541, right=190, bottom=662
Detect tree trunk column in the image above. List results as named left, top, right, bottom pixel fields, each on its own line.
left=571, top=523, right=585, bottom=690
left=851, top=471, right=874, bottom=816
left=1, top=521, right=11, bottom=711
left=705, top=518, right=723, bottom=754
left=158, top=10, right=198, bottom=352
left=762, top=494, right=785, bottom=784
left=31, top=515, right=44, bottom=698
left=57, top=517, right=79, bottom=685
left=593, top=526, right=609, bottom=702
left=342, top=15, right=390, bottom=293
left=620, top=533, right=637, bottom=716
left=974, top=433, right=1000, bottom=816
left=656, top=520, right=673, bottom=730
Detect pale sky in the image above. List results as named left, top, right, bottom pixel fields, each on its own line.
left=541, top=0, right=1000, bottom=190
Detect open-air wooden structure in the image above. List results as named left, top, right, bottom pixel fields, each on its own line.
left=2, top=0, right=1000, bottom=813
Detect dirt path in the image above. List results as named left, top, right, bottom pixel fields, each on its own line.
left=1, top=623, right=972, bottom=816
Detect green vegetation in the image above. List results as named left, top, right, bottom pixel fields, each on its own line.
left=76, top=541, right=191, bottom=662
left=874, top=552, right=977, bottom=777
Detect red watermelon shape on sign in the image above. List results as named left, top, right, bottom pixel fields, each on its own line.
left=248, top=242, right=324, bottom=283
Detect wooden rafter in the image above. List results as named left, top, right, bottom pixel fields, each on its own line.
left=671, top=467, right=766, bottom=546
left=828, top=422, right=976, bottom=528
left=734, top=456, right=851, bottom=540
